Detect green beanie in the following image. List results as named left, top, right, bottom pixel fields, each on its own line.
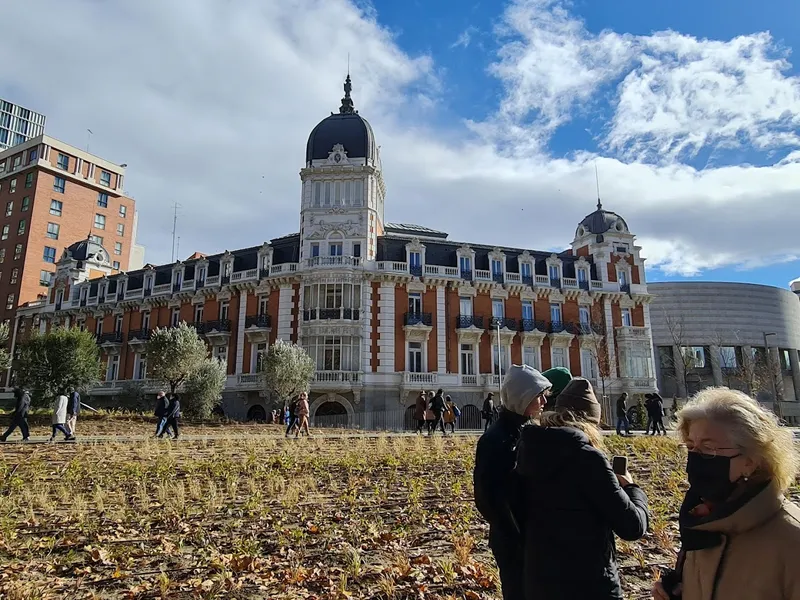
left=542, top=367, right=572, bottom=397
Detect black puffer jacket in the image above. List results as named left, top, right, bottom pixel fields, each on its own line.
left=474, top=410, right=529, bottom=549
left=515, top=426, right=649, bottom=600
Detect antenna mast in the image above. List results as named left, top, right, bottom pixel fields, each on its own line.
left=171, top=202, right=181, bottom=262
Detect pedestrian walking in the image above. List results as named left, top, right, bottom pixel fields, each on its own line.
left=154, top=391, right=170, bottom=437
left=50, top=393, right=72, bottom=441
left=443, top=395, right=459, bottom=433
left=429, top=389, right=447, bottom=436
left=0, top=387, right=31, bottom=442
left=474, top=365, right=552, bottom=600
left=284, top=404, right=290, bottom=426
left=482, top=392, right=495, bottom=431
left=160, top=394, right=181, bottom=440
left=425, top=391, right=436, bottom=433
left=650, top=392, right=667, bottom=435
left=285, top=396, right=300, bottom=436
left=644, top=394, right=655, bottom=434
left=66, top=387, right=81, bottom=437
left=414, top=391, right=427, bottom=434
left=615, top=392, right=631, bottom=436
left=294, top=391, right=310, bottom=437
left=516, top=377, right=649, bottom=599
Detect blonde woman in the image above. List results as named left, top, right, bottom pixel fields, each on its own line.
left=515, top=378, right=649, bottom=599
left=653, top=387, right=800, bottom=600
left=294, top=392, right=310, bottom=438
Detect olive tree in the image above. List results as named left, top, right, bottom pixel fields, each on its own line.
left=261, top=339, right=315, bottom=406
left=0, top=321, right=11, bottom=373
left=146, top=323, right=208, bottom=395
left=183, top=358, right=227, bottom=419
left=15, top=326, right=102, bottom=406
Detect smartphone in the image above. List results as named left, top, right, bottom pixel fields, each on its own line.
left=612, top=455, right=628, bottom=475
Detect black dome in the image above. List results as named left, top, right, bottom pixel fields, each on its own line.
left=305, top=75, right=377, bottom=164
left=64, top=237, right=110, bottom=265
left=576, top=202, right=629, bottom=237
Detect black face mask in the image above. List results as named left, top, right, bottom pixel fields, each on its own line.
left=686, top=451, right=741, bottom=503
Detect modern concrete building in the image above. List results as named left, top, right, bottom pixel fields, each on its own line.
left=13, top=77, right=658, bottom=428
left=649, top=281, right=800, bottom=422
left=0, top=99, right=46, bottom=151
left=0, top=135, right=138, bottom=323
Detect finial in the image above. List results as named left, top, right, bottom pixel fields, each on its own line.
left=339, top=73, right=356, bottom=114
left=594, top=161, right=602, bottom=211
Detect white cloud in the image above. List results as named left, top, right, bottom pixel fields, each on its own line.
left=0, top=0, right=799, bottom=281
left=451, top=27, right=478, bottom=50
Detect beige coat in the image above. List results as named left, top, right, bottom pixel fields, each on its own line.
left=680, top=483, right=800, bottom=600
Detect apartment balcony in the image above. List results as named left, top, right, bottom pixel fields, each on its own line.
left=127, top=328, right=151, bottom=352
left=459, top=374, right=479, bottom=386
left=172, top=283, right=182, bottom=293
left=619, top=377, right=657, bottom=392
left=409, top=264, right=423, bottom=277
left=230, top=269, right=259, bottom=283
left=181, top=279, right=195, bottom=292
left=577, top=322, right=605, bottom=336
left=259, top=267, right=270, bottom=279
left=221, top=275, right=231, bottom=285
left=550, top=277, right=562, bottom=288
left=303, top=308, right=361, bottom=321
left=492, top=272, right=504, bottom=284
left=244, top=314, right=271, bottom=344
left=233, top=373, right=262, bottom=390
left=202, top=319, right=232, bottom=346
left=456, top=315, right=484, bottom=329
left=482, top=374, right=502, bottom=389
left=519, top=319, right=546, bottom=332
left=97, top=331, right=124, bottom=354
left=307, top=256, right=362, bottom=269
left=460, top=269, right=473, bottom=281
left=521, top=275, right=534, bottom=286
left=548, top=321, right=578, bottom=334
left=195, top=278, right=205, bottom=289
left=615, top=326, right=650, bottom=343
left=404, top=312, right=432, bottom=327
left=489, top=316, right=517, bottom=330
left=620, top=283, right=631, bottom=294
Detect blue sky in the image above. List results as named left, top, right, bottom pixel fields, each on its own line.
left=1, top=0, right=799, bottom=289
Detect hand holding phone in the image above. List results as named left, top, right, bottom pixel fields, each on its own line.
left=612, top=455, right=634, bottom=487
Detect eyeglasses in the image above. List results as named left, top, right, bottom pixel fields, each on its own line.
left=682, top=445, right=741, bottom=459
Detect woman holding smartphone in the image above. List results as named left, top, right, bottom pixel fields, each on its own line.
left=515, top=377, right=650, bottom=600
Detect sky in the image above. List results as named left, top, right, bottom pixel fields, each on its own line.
left=1, top=0, right=799, bottom=288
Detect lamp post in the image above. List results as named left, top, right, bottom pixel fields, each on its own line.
left=496, top=320, right=503, bottom=402
left=763, top=332, right=782, bottom=421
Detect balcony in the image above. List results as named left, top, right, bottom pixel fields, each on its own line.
left=153, top=283, right=171, bottom=295
left=403, top=372, right=438, bottom=385
left=231, top=269, right=259, bottom=283
left=307, top=256, right=362, bottom=269
left=482, top=374, right=502, bottom=389
left=409, top=264, right=423, bottom=277
left=615, top=326, right=650, bottom=342
left=191, top=321, right=206, bottom=334
left=143, top=288, right=152, bottom=298
left=522, top=275, right=533, bottom=286
left=519, top=319, right=546, bottom=332
left=221, top=275, right=231, bottom=285
left=269, top=263, right=298, bottom=275
left=235, top=373, right=262, bottom=390
left=128, top=328, right=151, bottom=351
left=474, top=269, right=491, bottom=282
left=459, top=374, right=479, bottom=386
left=535, top=275, right=549, bottom=285
left=244, top=314, right=271, bottom=343
left=578, top=279, right=590, bottom=291
left=620, top=283, right=631, bottom=294
left=619, top=377, right=657, bottom=391
left=550, top=278, right=562, bottom=288
left=490, top=316, right=517, bottom=330
left=492, top=272, right=504, bottom=284
left=577, top=322, right=605, bottom=336
left=97, top=331, right=124, bottom=354
left=181, top=279, right=195, bottom=291
left=404, top=312, right=432, bottom=326
left=260, top=267, right=270, bottom=279
left=205, top=275, right=220, bottom=286
left=311, top=371, right=362, bottom=390
left=460, top=269, right=472, bottom=281
left=202, top=319, right=232, bottom=346
left=456, top=315, right=484, bottom=329
left=562, top=277, right=578, bottom=289
left=304, top=308, right=361, bottom=321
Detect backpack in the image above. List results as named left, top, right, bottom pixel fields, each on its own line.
left=453, top=405, right=461, bottom=418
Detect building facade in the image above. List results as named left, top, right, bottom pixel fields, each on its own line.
left=0, top=99, right=46, bottom=151
left=649, top=281, right=800, bottom=422
left=0, top=135, right=138, bottom=323
left=13, top=78, right=657, bottom=427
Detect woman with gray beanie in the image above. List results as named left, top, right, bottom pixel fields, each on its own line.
left=474, top=365, right=552, bottom=600
left=515, top=377, right=650, bottom=599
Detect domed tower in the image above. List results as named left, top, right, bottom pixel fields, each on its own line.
left=300, top=75, right=385, bottom=264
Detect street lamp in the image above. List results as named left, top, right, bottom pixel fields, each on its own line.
left=496, top=320, right=503, bottom=401
left=763, top=332, right=782, bottom=420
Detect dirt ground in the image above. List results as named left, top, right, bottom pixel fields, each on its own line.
left=1, top=425, right=797, bottom=599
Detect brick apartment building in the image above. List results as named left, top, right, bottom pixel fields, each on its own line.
left=14, top=77, right=657, bottom=427
left=0, top=135, right=138, bottom=324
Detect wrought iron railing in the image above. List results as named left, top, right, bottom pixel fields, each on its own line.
left=404, top=312, right=432, bottom=326
left=490, top=316, right=517, bottom=330
left=245, top=314, right=271, bottom=328
left=456, top=315, right=484, bottom=329
left=519, top=319, right=546, bottom=332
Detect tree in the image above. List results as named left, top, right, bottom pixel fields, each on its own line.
left=15, top=327, right=102, bottom=407
left=261, top=339, right=315, bottom=406
left=0, top=321, right=12, bottom=373
left=183, top=358, right=227, bottom=419
left=581, top=303, right=613, bottom=424
left=145, top=322, right=208, bottom=394
left=659, top=310, right=706, bottom=398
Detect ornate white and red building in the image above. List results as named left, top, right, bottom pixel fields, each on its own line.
left=11, top=77, right=657, bottom=427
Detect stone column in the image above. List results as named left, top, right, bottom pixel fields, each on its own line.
left=789, top=349, right=800, bottom=403
left=235, top=291, right=247, bottom=375
left=709, top=344, right=723, bottom=386
left=603, top=298, right=618, bottom=378
left=436, top=285, right=446, bottom=373
left=672, top=345, right=687, bottom=398
left=277, top=285, right=294, bottom=341
left=376, top=282, right=395, bottom=373
left=361, top=282, right=373, bottom=373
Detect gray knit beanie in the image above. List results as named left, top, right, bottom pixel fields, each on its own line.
left=501, top=365, right=553, bottom=416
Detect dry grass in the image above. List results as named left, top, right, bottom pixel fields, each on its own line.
left=0, top=430, right=797, bottom=599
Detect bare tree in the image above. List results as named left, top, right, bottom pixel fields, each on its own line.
left=581, top=302, right=613, bottom=424
left=659, top=310, right=705, bottom=398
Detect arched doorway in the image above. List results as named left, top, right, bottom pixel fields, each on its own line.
left=247, top=405, right=267, bottom=423
left=404, top=406, right=417, bottom=431
left=310, top=394, right=354, bottom=429
left=460, top=404, right=481, bottom=430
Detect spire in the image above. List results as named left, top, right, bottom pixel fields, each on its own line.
left=594, top=161, right=602, bottom=210
left=339, top=74, right=356, bottom=114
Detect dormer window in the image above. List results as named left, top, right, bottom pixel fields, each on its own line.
left=223, top=262, right=232, bottom=277
left=196, top=266, right=206, bottom=282
left=520, top=261, right=532, bottom=283
left=491, top=259, right=504, bottom=283
left=618, top=269, right=628, bottom=286
left=409, top=251, right=422, bottom=277
left=459, top=256, right=472, bottom=279
left=548, top=264, right=561, bottom=286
